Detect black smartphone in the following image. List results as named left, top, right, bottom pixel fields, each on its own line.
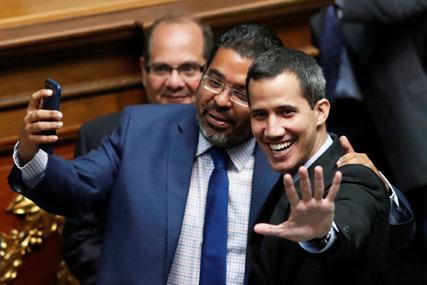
left=40, top=78, right=62, bottom=154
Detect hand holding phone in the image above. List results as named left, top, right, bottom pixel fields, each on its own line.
left=40, top=78, right=62, bottom=154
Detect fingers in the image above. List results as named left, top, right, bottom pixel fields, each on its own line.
left=24, top=110, right=63, bottom=127
left=254, top=223, right=283, bottom=237
left=337, top=152, right=357, bottom=167
left=336, top=152, right=378, bottom=175
left=28, top=89, right=53, bottom=111
left=298, top=167, right=312, bottom=201
left=24, top=89, right=63, bottom=137
left=285, top=166, right=340, bottom=203
left=23, top=110, right=63, bottom=139
left=313, top=166, right=324, bottom=200
left=25, top=122, right=62, bottom=140
left=339, top=135, right=354, bottom=153
left=283, top=173, right=299, bottom=205
left=327, top=171, right=342, bottom=201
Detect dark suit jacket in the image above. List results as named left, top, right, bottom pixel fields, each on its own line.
left=249, top=136, right=390, bottom=285
left=73, top=112, right=121, bottom=157
left=8, top=104, right=280, bottom=285
left=62, top=110, right=415, bottom=284
left=312, top=0, right=427, bottom=191
left=62, top=112, right=121, bottom=285
left=311, top=0, right=419, bottom=251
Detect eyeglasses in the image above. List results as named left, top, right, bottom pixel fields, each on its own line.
left=145, top=62, right=204, bottom=78
left=200, top=74, right=249, bottom=108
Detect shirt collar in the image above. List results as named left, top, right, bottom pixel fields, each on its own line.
left=196, top=132, right=256, bottom=171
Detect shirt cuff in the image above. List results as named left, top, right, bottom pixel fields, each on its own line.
left=13, top=142, right=48, bottom=189
left=378, top=171, right=399, bottom=208
left=299, top=222, right=338, bottom=254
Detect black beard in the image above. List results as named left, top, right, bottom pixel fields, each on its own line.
left=196, top=112, right=252, bottom=148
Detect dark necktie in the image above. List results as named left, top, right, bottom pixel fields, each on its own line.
left=319, top=5, right=343, bottom=102
left=200, top=147, right=229, bottom=285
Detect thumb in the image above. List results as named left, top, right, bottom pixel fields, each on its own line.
left=254, top=223, right=282, bottom=237
left=339, top=135, right=354, bottom=153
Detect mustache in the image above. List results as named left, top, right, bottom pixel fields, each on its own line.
left=204, top=102, right=236, bottom=124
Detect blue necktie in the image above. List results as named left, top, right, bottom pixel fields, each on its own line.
left=319, top=5, right=343, bottom=102
left=200, top=147, right=229, bottom=285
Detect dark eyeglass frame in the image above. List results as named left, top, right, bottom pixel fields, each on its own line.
left=145, top=63, right=205, bottom=78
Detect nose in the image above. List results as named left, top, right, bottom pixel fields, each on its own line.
left=265, top=115, right=285, bottom=139
left=212, top=86, right=233, bottom=108
left=165, top=69, right=185, bottom=89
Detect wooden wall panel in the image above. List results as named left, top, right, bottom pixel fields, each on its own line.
left=0, top=20, right=146, bottom=152
left=0, top=0, right=176, bottom=30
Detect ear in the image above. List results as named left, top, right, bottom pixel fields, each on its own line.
left=314, top=98, right=330, bottom=126
left=139, top=57, right=147, bottom=86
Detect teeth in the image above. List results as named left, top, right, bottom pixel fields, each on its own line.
left=269, top=141, right=293, bottom=151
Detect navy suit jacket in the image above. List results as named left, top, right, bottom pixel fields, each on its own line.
left=62, top=112, right=122, bottom=285
left=8, top=104, right=280, bottom=284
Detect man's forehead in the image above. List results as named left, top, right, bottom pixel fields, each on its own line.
left=152, top=20, right=201, bottom=38
left=148, top=21, right=205, bottom=64
left=210, top=47, right=253, bottom=65
left=205, top=68, right=224, bottom=78
left=249, top=72, right=308, bottom=107
left=207, top=48, right=253, bottom=82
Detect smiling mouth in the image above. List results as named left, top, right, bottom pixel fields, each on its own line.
left=163, top=93, right=192, bottom=99
left=268, top=140, right=294, bottom=152
left=206, top=112, right=233, bottom=130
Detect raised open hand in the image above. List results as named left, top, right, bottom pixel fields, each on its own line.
left=254, top=166, right=342, bottom=242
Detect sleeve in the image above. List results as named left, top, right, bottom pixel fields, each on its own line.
left=299, top=224, right=337, bottom=253
left=377, top=171, right=416, bottom=250
left=7, top=109, right=130, bottom=218
left=388, top=186, right=416, bottom=252
left=12, top=142, right=48, bottom=189
left=331, top=164, right=390, bottom=259
left=62, top=113, right=121, bottom=284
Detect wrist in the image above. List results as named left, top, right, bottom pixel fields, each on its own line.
left=17, top=141, right=38, bottom=164
left=308, top=231, right=332, bottom=249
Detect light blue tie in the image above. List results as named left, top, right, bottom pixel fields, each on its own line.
left=199, top=147, right=229, bottom=285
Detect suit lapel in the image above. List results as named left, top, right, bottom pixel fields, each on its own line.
left=244, top=145, right=281, bottom=284
left=165, top=109, right=199, bottom=273
left=249, top=145, right=281, bottom=230
left=305, top=134, right=344, bottom=187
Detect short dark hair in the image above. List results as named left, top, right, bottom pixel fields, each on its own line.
left=143, top=15, right=213, bottom=62
left=247, top=47, right=326, bottom=108
left=209, top=24, right=283, bottom=64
